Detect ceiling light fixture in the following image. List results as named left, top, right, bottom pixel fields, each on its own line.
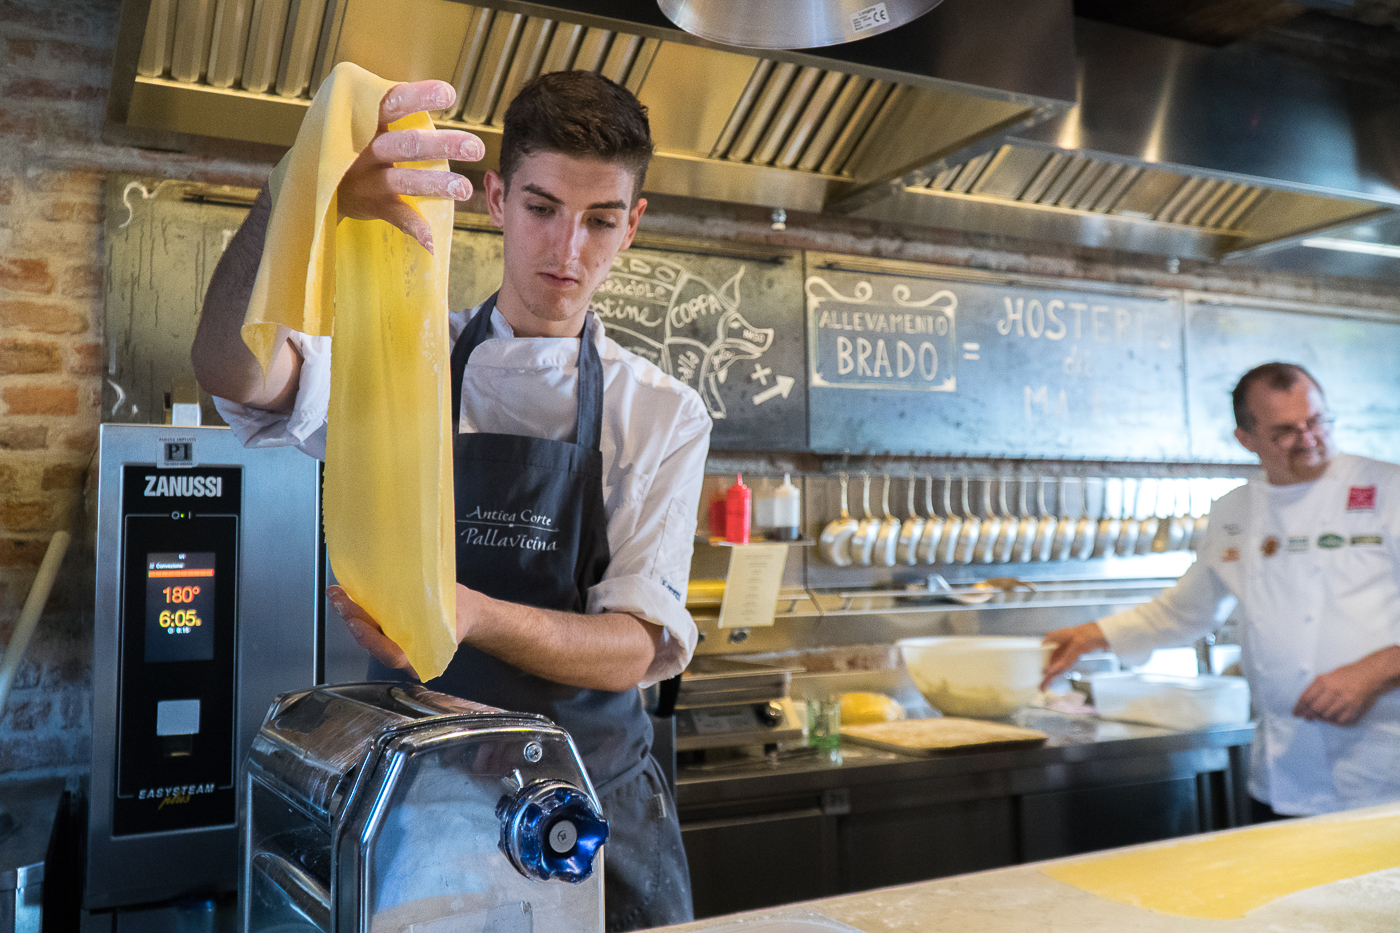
left=657, top=0, right=945, bottom=50
left=1300, top=237, right=1400, bottom=259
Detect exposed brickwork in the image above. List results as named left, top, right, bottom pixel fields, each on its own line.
left=0, top=425, right=45, bottom=450
left=0, top=499, right=51, bottom=531
left=0, top=337, right=61, bottom=374
left=3, top=384, right=79, bottom=415
left=59, top=426, right=97, bottom=455
left=41, top=463, right=84, bottom=489
left=5, top=78, right=106, bottom=102
left=0, top=0, right=281, bottom=787
left=0, top=538, right=45, bottom=567
left=0, top=258, right=55, bottom=294
left=45, top=200, right=104, bottom=224
left=0, top=300, right=88, bottom=334
left=68, top=341, right=101, bottom=375
left=4, top=37, right=35, bottom=60
left=60, top=264, right=103, bottom=299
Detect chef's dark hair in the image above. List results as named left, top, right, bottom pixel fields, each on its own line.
left=1232, top=362, right=1323, bottom=431
left=499, top=70, right=653, bottom=202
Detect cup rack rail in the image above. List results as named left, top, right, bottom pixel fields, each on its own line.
left=690, top=575, right=1178, bottom=622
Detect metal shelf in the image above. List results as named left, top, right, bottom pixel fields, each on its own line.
left=691, top=576, right=1176, bottom=622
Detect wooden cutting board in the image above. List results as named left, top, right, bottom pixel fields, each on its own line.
left=841, top=717, right=1048, bottom=755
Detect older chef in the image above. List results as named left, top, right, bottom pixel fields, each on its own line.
left=192, top=73, right=709, bottom=931
left=1043, top=362, right=1400, bottom=820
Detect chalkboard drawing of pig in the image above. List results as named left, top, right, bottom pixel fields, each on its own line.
left=591, top=257, right=775, bottom=419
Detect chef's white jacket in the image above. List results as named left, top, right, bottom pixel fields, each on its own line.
left=1098, top=453, right=1400, bottom=815
left=214, top=303, right=711, bottom=684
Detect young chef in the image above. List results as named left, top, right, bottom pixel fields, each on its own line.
left=192, top=72, right=708, bottom=932
left=1043, top=363, right=1400, bottom=820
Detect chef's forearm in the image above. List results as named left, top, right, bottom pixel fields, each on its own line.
left=191, top=185, right=302, bottom=410
left=458, top=586, right=662, bottom=692
left=1360, top=645, right=1400, bottom=695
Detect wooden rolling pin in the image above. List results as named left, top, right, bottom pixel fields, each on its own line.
left=0, top=530, right=71, bottom=713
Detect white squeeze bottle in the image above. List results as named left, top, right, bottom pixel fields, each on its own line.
left=773, top=473, right=801, bottom=541
left=753, top=477, right=778, bottom=540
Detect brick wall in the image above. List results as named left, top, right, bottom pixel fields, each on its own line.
left=0, top=0, right=276, bottom=784
left=1, top=0, right=1396, bottom=787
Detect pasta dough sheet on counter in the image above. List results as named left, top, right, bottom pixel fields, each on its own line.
left=1042, top=812, right=1400, bottom=919
left=242, top=61, right=458, bottom=679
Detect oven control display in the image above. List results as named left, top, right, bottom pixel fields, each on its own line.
left=144, top=552, right=216, bottom=663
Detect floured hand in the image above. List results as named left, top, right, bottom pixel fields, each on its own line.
left=337, top=79, right=485, bottom=254
left=327, top=583, right=420, bottom=679
left=1040, top=621, right=1110, bottom=691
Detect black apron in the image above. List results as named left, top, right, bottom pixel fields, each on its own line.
left=433, top=294, right=653, bottom=793
left=370, top=295, right=692, bottom=931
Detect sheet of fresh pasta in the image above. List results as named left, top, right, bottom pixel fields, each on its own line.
left=1042, top=811, right=1400, bottom=919
left=241, top=61, right=458, bottom=679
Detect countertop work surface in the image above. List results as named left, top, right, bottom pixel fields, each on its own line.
left=676, top=709, right=1254, bottom=804
left=655, top=803, right=1400, bottom=933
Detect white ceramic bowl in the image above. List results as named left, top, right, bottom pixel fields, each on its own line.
left=897, top=636, right=1053, bottom=718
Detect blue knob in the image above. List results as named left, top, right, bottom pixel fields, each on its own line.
left=498, top=781, right=608, bottom=883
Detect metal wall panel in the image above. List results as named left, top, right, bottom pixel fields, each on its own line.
left=1185, top=298, right=1400, bottom=463
left=102, top=177, right=1398, bottom=465
left=103, top=176, right=251, bottom=426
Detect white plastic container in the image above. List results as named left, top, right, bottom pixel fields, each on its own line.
left=1089, top=672, right=1250, bottom=731
left=773, top=473, right=802, bottom=541
left=753, top=476, right=778, bottom=535
left=897, top=636, right=1053, bottom=718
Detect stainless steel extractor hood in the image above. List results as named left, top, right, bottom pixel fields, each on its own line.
left=108, top=0, right=1077, bottom=214
left=840, top=18, right=1400, bottom=263
left=656, top=0, right=945, bottom=49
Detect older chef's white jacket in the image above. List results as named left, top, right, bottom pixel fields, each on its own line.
left=214, top=303, right=712, bottom=684
left=1098, top=453, right=1400, bottom=815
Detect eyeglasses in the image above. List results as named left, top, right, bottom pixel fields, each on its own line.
left=1267, top=414, right=1334, bottom=447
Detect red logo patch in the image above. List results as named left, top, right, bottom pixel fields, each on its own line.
left=1348, top=486, right=1377, bottom=511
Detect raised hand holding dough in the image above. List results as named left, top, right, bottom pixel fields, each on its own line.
left=242, top=61, right=458, bottom=679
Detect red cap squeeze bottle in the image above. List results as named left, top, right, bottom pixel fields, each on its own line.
left=708, top=496, right=728, bottom=540
left=725, top=473, right=751, bottom=544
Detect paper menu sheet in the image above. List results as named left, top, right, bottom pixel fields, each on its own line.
left=718, top=542, right=789, bottom=629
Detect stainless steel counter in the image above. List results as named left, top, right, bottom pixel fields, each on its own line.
left=675, top=711, right=1254, bottom=919
left=678, top=710, right=1254, bottom=808
left=660, top=802, right=1400, bottom=933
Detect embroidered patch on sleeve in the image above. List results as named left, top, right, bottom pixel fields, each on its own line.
left=1347, top=485, right=1377, bottom=511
